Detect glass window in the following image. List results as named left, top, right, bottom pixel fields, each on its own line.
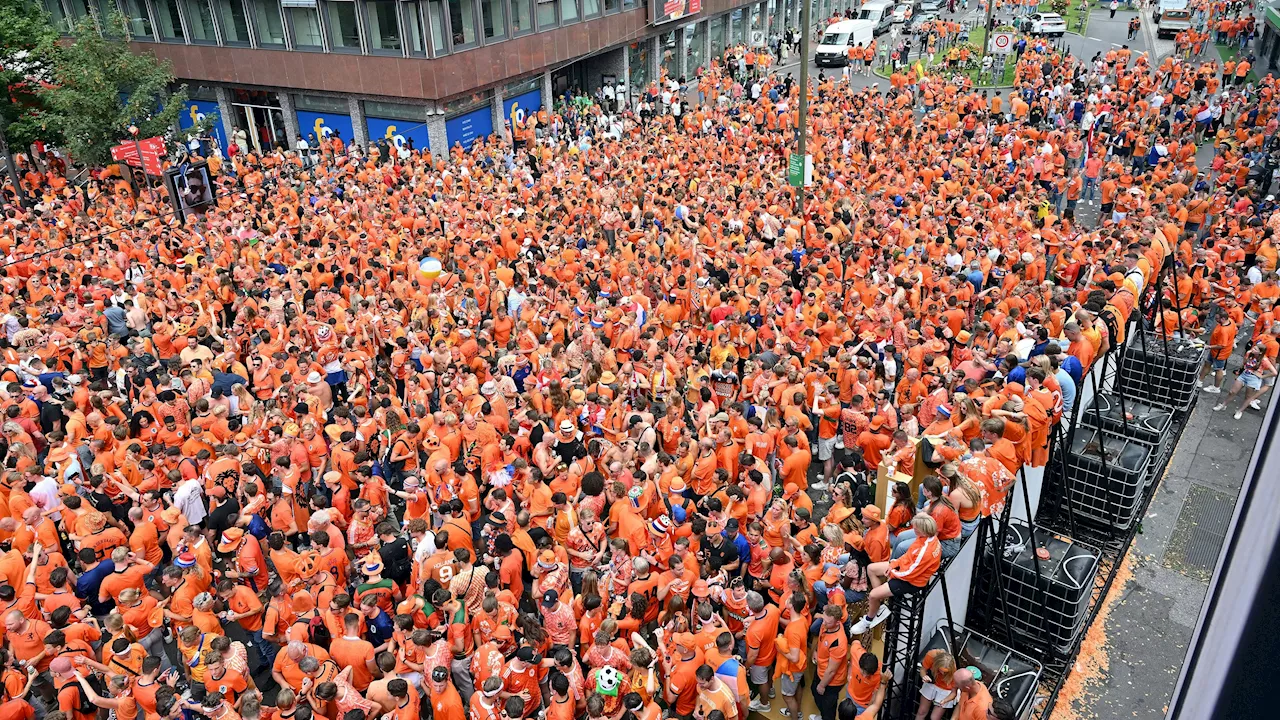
left=365, top=0, right=402, bottom=51
left=44, top=0, right=70, bottom=33
left=401, top=1, right=425, bottom=54
left=660, top=30, right=677, bottom=79
left=217, top=0, right=251, bottom=43
left=426, top=0, right=447, bottom=53
left=510, top=0, right=532, bottom=34
left=583, top=0, right=597, bottom=16
left=447, top=0, right=476, bottom=46
left=154, top=0, right=186, bottom=40
left=536, top=0, right=554, bottom=29
left=730, top=8, right=745, bottom=44
left=65, top=0, right=90, bottom=22
left=709, top=15, right=725, bottom=61
left=287, top=6, right=323, bottom=47
left=479, top=0, right=503, bottom=40
left=559, top=0, right=575, bottom=23
left=326, top=1, right=361, bottom=50
left=252, top=0, right=286, bottom=45
left=627, top=41, right=647, bottom=94
left=622, top=0, right=634, bottom=8
left=181, top=0, right=217, bottom=42
left=365, top=100, right=428, bottom=121
left=118, top=0, right=154, bottom=37
left=685, top=21, right=703, bottom=76
left=603, top=0, right=617, bottom=12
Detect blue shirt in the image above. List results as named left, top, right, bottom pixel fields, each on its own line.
left=365, top=608, right=394, bottom=647
left=1060, top=355, right=1084, bottom=389
left=727, top=532, right=752, bottom=567
left=1055, top=368, right=1078, bottom=414
left=75, top=560, right=116, bottom=616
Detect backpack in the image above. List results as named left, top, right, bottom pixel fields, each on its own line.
left=307, top=615, right=331, bottom=650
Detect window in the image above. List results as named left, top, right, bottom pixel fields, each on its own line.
left=365, top=0, right=402, bottom=51
left=536, top=0, right=554, bottom=29
left=479, top=0, right=503, bottom=40
left=252, top=0, right=286, bottom=45
left=365, top=100, right=428, bottom=121
left=447, top=0, right=476, bottom=47
left=660, top=29, right=677, bottom=79
left=154, top=0, right=186, bottom=40
left=583, top=0, right=598, bottom=16
left=326, top=0, right=361, bottom=50
left=709, top=14, right=725, bottom=60
left=627, top=41, right=648, bottom=94
left=559, top=0, right=576, bottom=23
left=44, top=0, right=70, bottom=33
left=622, top=0, right=634, bottom=8
left=118, top=0, right=154, bottom=37
left=287, top=6, right=323, bottom=48
left=65, top=0, right=90, bottom=23
left=603, top=0, right=617, bottom=12
left=183, top=0, right=218, bottom=42
left=685, top=21, right=703, bottom=75
left=217, top=0, right=251, bottom=43
left=401, top=1, right=425, bottom=54
left=426, top=0, right=447, bottom=53
left=510, top=0, right=532, bottom=35
left=296, top=94, right=349, bottom=113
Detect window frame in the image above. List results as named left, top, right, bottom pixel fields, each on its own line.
left=212, top=0, right=253, bottom=45
left=509, top=0, right=533, bottom=36
left=363, top=0, right=406, bottom=55
left=249, top=0, right=290, bottom=48
left=321, top=0, right=365, bottom=54
left=444, top=0, right=480, bottom=50
left=282, top=2, right=328, bottom=51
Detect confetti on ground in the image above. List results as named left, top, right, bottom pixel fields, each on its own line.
left=1053, top=553, right=1136, bottom=720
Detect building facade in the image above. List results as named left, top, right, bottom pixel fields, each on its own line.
left=41, top=0, right=863, bottom=157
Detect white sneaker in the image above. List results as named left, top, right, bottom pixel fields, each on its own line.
left=809, top=714, right=822, bottom=720
left=1197, top=380, right=1204, bottom=387
left=851, top=605, right=891, bottom=634
left=1250, top=400, right=1262, bottom=410
left=749, top=701, right=772, bottom=713
left=1234, top=411, right=1244, bottom=420
left=769, top=688, right=775, bottom=699
left=780, top=709, right=792, bottom=718
left=810, top=481, right=828, bottom=490
left=1214, top=403, right=1227, bottom=411
left=1203, top=385, right=1221, bottom=394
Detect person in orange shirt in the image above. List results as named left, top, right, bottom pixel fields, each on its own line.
left=812, top=604, right=848, bottom=720
left=215, top=579, right=273, bottom=667
left=855, top=514, right=941, bottom=634
left=1200, top=313, right=1238, bottom=392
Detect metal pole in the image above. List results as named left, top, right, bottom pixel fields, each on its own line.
left=796, top=0, right=811, bottom=216
left=983, top=0, right=997, bottom=54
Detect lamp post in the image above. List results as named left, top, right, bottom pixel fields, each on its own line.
left=128, top=124, right=149, bottom=198
left=795, top=0, right=811, bottom=215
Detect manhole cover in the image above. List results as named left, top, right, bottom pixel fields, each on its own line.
left=1163, top=484, right=1235, bottom=580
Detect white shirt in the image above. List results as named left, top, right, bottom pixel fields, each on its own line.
left=173, top=478, right=207, bottom=525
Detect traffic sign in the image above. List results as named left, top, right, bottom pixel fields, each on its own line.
left=111, top=136, right=167, bottom=175
left=990, top=32, right=1015, bottom=54
left=788, top=153, right=812, bottom=188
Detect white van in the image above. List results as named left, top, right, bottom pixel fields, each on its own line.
left=858, top=0, right=895, bottom=35
left=814, top=19, right=877, bottom=67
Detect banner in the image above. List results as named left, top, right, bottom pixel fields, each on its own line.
left=652, top=0, right=702, bottom=26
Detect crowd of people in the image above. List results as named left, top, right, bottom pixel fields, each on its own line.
left=1, top=4, right=1279, bottom=720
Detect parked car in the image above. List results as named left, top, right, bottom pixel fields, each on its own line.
left=891, top=3, right=912, bottom=23
left=1028, top=12, right=1068, bottom=36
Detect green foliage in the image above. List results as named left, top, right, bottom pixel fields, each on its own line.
left=39, top=13, right=208, bottom=167
left=1050, top=0, right=1071, bottom=14
left=0, top=0, right=60, bottom=149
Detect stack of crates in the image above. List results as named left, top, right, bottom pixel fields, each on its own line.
left=1048, top=425, right=1153, bottom=534
left=1118, top=333, right=1207, bottom=413
left=1077, top=391, right=1175, bottom=490
left=995, top=521, right=1101, bottom=658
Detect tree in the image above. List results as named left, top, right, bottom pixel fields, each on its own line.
left=40, top=13, right=202, bottom=166
left=0, top=0, right=59, bottom=149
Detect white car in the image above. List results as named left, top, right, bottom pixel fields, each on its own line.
left=1029, top=12, right=1068, bottom=36
left=891, top=3, right=912, bottom=23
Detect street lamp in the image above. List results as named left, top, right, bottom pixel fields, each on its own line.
left=128, top=124, right=149, bottom=196
left=795, top=0, right=812, bottom=215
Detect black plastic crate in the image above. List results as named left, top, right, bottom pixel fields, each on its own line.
left=917, top=621, right=1043, bottom=718
left=995, top=521, right=1101, bottom=657
left=1077, top=392, right=1175, bottom=488
left=1049, top=426, right=1152, bottom=533
left=1118, top=333, right=1207, bottom=412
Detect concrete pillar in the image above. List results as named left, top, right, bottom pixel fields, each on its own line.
left=214, top=86, right=236, bottom=150
left=676, top=26, right=688, bottom=81
left=541, top=70, right=553, bottom=113
left=348, top=97, right=368, bottom=147
left=491, top=88, right=507, bottom=141
left=278, top=92, right=300, bottom=149
left=647, top=35, right=660, bottom=84
left=427, top=114, right=447, bottom=159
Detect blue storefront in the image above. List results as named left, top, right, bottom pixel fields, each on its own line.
left=445, top=107, right=493, bottom=151
left=502, top=76, right=544, bottom=133
left=365, top=100, right=431, bottom=155
left=296, top=110, right=354, bottom=145
left=178, top=99, right=228, bottom=151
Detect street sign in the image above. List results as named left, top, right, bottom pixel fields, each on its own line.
left=788, top=153, right=812, bottom=188
left=990, top=31, right=1015, bottom=55
left=111, top=136, right=167, bottom=175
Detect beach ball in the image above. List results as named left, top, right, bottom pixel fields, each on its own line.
left=418, top=257, right=442, bottom=280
